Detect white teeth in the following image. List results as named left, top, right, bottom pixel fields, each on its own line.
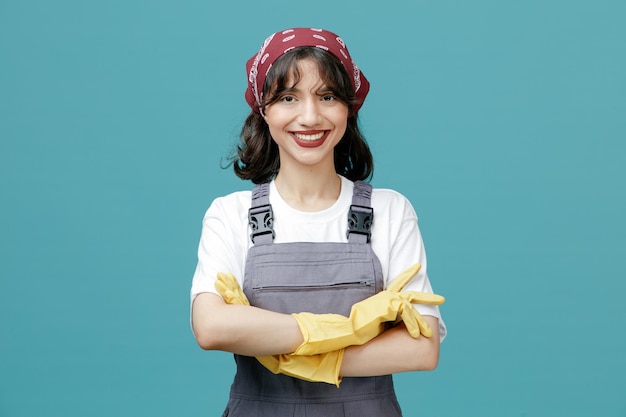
left=294, top=132, right=324, bottom=141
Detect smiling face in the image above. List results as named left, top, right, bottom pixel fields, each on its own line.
left=263, top=58, right=349, bottom=175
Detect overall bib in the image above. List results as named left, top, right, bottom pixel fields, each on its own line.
left=222, top=181, right=403, bottom=417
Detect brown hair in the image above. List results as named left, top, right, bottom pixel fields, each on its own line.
left=231, top=47, right=373, bottom=184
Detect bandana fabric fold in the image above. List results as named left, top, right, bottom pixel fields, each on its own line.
left=244, top=28, right=370, bottom=113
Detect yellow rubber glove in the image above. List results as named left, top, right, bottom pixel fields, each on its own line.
left=292, top=263, right=446, bottom=355
left=215, top=272, right=344, bottom=386
left=256, top=350, right=344, bottom=386
left=385, top=263, right=443, bottom=339
left=215, top=266, right=445, bottom=384
left=215, top=272, right=250, bottom=307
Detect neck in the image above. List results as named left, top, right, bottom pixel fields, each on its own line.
left=274, top=169, right=342, bottom=212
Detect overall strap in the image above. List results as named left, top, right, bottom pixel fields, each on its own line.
left=250, top=181, right=374, bottom=245
left=347, top=181, right=374, bottom=244
left=248, top=183, right=274, bottom=245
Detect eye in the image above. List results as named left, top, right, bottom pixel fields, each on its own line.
left=279, top=95, right=296, bottom=103
left=321, top=94, right=336, bottom=102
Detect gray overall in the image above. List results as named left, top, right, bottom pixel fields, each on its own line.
left=221, top=181, right=403, bottom=417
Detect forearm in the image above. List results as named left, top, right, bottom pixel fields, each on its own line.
left=339, top=316, right=440, bottom=377
left=192, top=292, right=304, bottom=356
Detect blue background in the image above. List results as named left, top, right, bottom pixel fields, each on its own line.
left=1, top=0, right=625, bottom=416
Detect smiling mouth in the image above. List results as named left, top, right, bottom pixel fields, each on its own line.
left=291, top=131, right=329, bottom=148
left=294, top=132, right=325, bottom=141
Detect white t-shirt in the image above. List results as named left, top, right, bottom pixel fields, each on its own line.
left=191, top=176, right=447, bottom=341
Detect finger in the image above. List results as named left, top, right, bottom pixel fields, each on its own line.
left=398, top=305, right=422, bottom=338
left=235, top=289, right=251, bottom=306
left=412, top=308, right=433, bottom=338
left=216, top=272, right=228, bottom=284
left=216, top=274, right=235, bottom=295
left=216, top=272, right=235, bottom=295
left=400, top=302, right=433, bottom=338
left=214, top=275, right=230, bottom=298
left=223, top=288, right=249, bottom=306
left=416, top=315, right=432, bottom=338
left=387, top=263, right=422, bottom=292
left=215, top=285, right=240, bottom=305
left=226, top=273, right=250, bottom=305
left=400, top=291, right=445, bottom=306
left=217, top=272, right=238, bottom=290
left=215, top=273, right=250, bottom=305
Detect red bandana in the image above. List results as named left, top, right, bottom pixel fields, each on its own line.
left=245, top=28, right=370, bottom=113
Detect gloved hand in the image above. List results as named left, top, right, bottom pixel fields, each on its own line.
left=256, top=350, right=344, bottom=386
left=215, top=272, right=344, bottom=386
left=291, top=263, right=446, bottom=355
left=385, top=263, right=443, bottom=339
left=214, top=265, right=446, bottom=383
left=215, top=272, right=250, bottom=307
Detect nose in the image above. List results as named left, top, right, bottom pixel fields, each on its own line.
left=297, top=98, right=323, bottom=127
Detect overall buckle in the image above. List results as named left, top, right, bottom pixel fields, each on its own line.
left=347, top=204, right=373, bottom=242
left=249, top=204, right=275, bottom=243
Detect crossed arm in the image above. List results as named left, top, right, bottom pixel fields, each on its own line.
left=192, top=292, right=440, bottom=377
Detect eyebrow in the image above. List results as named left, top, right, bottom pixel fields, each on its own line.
left=315, top=86, right=334, bottom=94
left=280, top=85, right=334, bottom=95
left=281, top=86, right=300, bottom=94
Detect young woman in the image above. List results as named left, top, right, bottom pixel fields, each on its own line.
left=191, top=27, right=447, bottom=417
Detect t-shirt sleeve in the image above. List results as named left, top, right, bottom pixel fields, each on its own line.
left=190, top=194, right=249, bottom=305
left=380, top=192, right=448, bottom=342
